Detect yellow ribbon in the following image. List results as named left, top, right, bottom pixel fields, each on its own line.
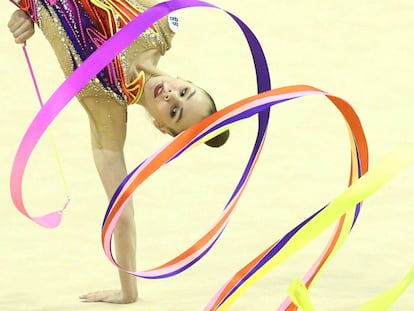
left=220, top=144, right=414, bottom=309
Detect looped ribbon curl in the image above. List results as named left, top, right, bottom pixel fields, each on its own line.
left=10, top=0, right=413, bottom=310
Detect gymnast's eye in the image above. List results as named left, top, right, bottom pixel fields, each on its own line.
left=170, top=106, right=178, bottom=118
left=180, top=88, right=187, bottom=97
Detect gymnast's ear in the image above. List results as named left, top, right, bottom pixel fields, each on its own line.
left=153, top=119, right=168, bottom=134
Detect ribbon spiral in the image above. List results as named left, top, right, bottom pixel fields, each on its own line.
left=9, top=0, right=413, bottom=310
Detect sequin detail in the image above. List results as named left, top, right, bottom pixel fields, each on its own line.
left=18, top=0, right=170, bottom=105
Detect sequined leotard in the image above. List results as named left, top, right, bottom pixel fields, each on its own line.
left=15, top=0, right=177, bottom=105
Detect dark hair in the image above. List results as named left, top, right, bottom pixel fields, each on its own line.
left=168, top=89, right=230, bottom=148
left=201, top=89, right=230, bottom=148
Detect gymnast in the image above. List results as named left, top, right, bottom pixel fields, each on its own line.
left=7, top=0, right=229, bottom=304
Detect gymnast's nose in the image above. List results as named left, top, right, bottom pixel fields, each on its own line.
left=164, top=89, right=180, bottom=103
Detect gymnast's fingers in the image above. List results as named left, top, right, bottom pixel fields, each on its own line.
left=15, top=28, right=35, bottom=44
left=79, top=290, right=124, bottom=303
left=7, top=10, right=35, bottom=44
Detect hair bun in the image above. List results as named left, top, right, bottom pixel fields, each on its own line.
left=204, top=130, right=230, bottom=148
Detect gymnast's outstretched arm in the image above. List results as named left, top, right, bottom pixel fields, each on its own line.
left=78, top=96, right=138, bottom=304
left=8, top=4, right=138, bottom=305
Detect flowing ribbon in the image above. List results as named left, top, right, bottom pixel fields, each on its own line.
left=102, top=85, right=367, bottom=311
left=21, top=44, right=71, bottom=223
left=9, top=0, right=412, bottom=309
left=357, top=264, right=414, bottom=311
left=288, top=263, right=414, bottom=311
left=288, top=279, right=316, bottom=311
left=12, top=0, right=268, bottom=226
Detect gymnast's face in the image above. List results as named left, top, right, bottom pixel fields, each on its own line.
left=142, top=76, right=214, bottom=135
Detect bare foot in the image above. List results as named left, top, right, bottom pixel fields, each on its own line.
left=79, top=290, right=137, bottom=304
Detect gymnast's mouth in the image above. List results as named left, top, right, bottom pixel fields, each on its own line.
left=154, top=83, right=164, bottom=98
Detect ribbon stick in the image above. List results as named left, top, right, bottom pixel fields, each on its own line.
left=21, top=44, right=71, bottom=225
left=9, top=0, right=360, bottom=305
left=12, top=0, right=258, bottom=227
left=9, top=1, right=412, bottom=309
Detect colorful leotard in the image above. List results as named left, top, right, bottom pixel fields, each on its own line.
left=14, top=0, right=177, bottom=105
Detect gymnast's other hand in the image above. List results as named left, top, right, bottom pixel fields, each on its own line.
left=79, top=290, right=137, bottom=304
left=7, top=10, right=35, bottom=44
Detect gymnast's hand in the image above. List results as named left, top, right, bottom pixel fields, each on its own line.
left=7, top=10, right=35, bottom=44
left=79, top=290, right=137, bottom=304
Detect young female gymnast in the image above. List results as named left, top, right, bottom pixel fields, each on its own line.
left=7, top=0, right=229, bottom=304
